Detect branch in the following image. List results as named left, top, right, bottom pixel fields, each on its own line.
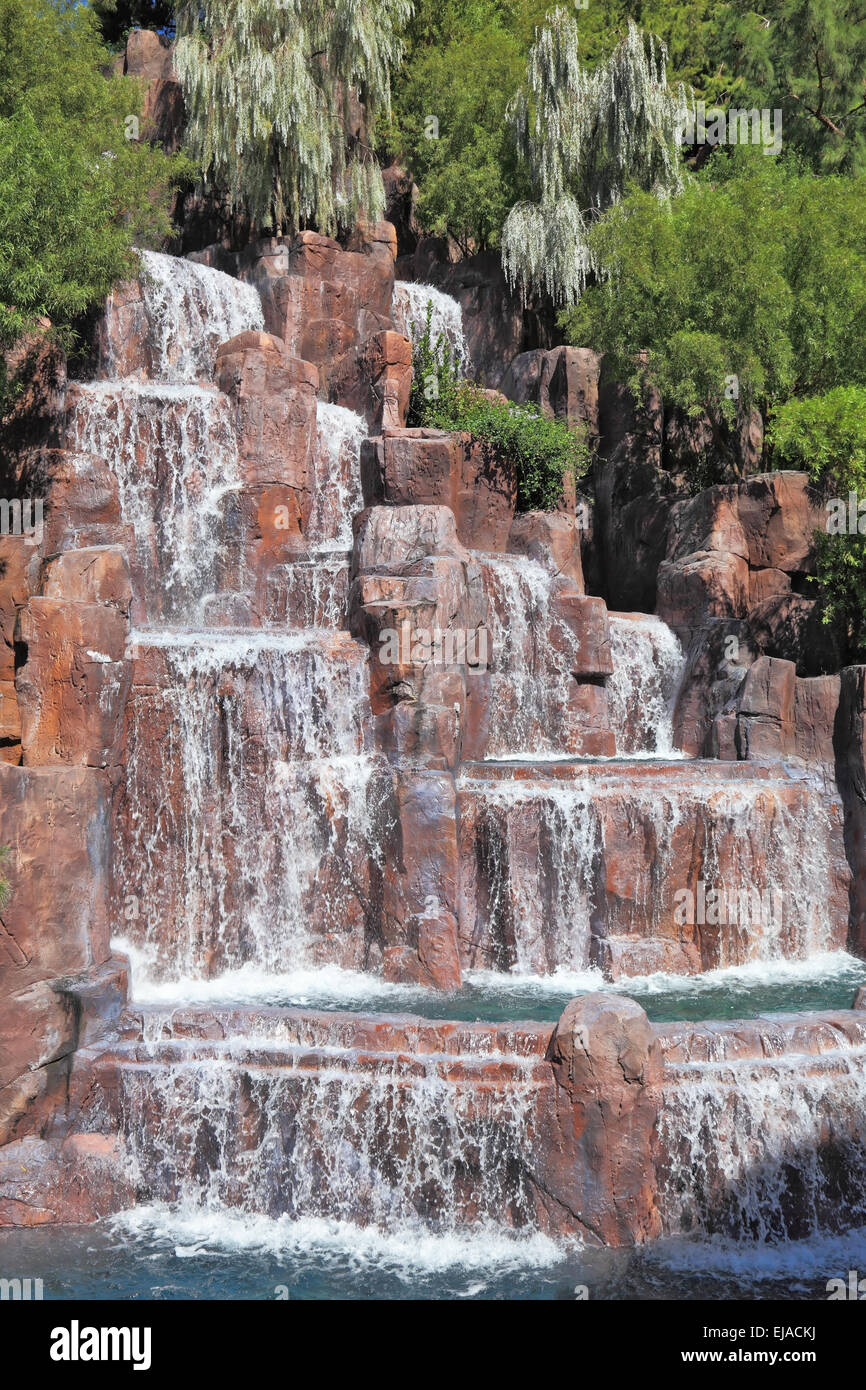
left=790, top=91, right=846, bottom=135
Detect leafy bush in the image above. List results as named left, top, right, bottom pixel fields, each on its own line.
left=408, top=302, right=588, bottom=512
left=770, top=386, right=866, bottom=659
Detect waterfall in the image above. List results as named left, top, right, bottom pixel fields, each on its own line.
left=307, top=402, right=366, bottom=549
left=133, top=249, right=264, bottom=383
left=120, top=630, right=383, bottom=982
left=657, top=1045, right=866, bottom=1241
left=393, top=281, right=470, bottom=374
left=480, top=554, right=585, bottom=758
left=608, top=614, right=686, bottom=757
left=103, top=1026, right=543, bottom=1233
left=458, top=770, right=840, bottom=975
left=68, top=382, right=242, bottom=623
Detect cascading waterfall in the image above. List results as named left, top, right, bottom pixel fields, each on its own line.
left=458, top=772, right=839, bottom=974
left=308, top=402, right=366, bottom=549
left=479, top=554, right=584, bottom=757
left=108, top=1030, right=542, bottom=1232
left=133, top=249, right=264, bottom=383
left=393, top=280, right=470, bottom=374
left=68, top=382, right=242, bottom=623
left=608, top=613, right=686, bottom=757
left=120, top=629, right=383, bottom=982
left=657, top=1045, right=866, bottom=1241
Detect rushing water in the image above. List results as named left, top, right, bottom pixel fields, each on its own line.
left=68, top=382, right=242, bottom=623
left=457, top=769, right=841, bottom=975
left=608, top=613, right=686, bottom=757
left=120, top=629, right=382, bottom=981
left=393, top=280, right=470, bottom=374
left=134, top=249, right=264, bottom=382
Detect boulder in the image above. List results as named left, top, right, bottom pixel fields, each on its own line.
left=536, top=995, right=663, bottom=1244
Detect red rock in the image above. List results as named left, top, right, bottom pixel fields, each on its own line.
left=539, top=995, right=663, bottom=1244
left=15, top=598, right=129, bottom=768
left=367, top=428, right=518, bottom=552
left=507, top=511, right=585, bottom=591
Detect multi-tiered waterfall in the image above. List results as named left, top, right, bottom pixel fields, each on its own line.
left=22, top=249, right=864, bottom=1290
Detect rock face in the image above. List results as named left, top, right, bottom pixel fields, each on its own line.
left=654, top=471, right=840, bottom=756
left=239, top=225, right=409, bottom=428
left=500, top=346, right=600, bottom=435
left=362, top=427, right=519, bottom=551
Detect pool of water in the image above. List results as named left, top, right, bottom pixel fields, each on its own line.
left=2, top=1212, right=863, bottom=1301
left=122, top=951, right=866, bottom=1026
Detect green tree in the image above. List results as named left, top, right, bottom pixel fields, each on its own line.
left=174, top=0, right=412, bottom=237
left=0, top=0, right=183, bottom=366
left=387, top=26, right=528, bottom=253
left=562, top=151, right=866, bottom=431
left=712, top=0, right=866, bottom=173
left=0, top=845, right=9, bottom=909
left=502, top=10, right=688, bottom=305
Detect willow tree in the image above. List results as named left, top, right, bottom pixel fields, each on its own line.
left=502, top=10, right=687, bottom=305
left=174, top=0, right=412, bottom=236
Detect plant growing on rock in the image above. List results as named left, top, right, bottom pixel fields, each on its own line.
left=769, top=386, right=866, bottom=660
left=174, top=0, right=411, bottom=236
left=408, top=301, right=588, bottom=511
left=502, top=10, right=687, bottom=305
left=0, top=845, right=10, bottom=909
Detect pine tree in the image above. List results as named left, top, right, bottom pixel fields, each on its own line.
left=174, top=0, right=412, bottom=237
left=501, top=9, right=687, bottom=305
left=713, top=0, right=866, bottom=174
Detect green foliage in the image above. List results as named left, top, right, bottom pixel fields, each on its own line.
left=89, top=0, right=175, bottom=48
left=387, top=24, right=528, bottom=253
left=408, top=302, right=588, bottom=512
left=174, top=0, right=411, bottom=236
left=502, top=12, right=688, bottom=305
left=561, top=151, right=866, bottom=424
left=711, top=0, right=866, bottom=175
left=770, top=387, right=866, bottom=659
left=0, top=0, right=183, bottom=364
left=769, top=387, right=866, bottom=492
left=0, top=844, right=9, bottom=910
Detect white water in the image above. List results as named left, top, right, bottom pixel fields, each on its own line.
left=109, top=1045, right=542, bottom=1233
left=658, top=1045, right=866, bottom=1241
left=393, top=280, right=470, bottom=374
left=608, top=613, right=686, bottom=757
left=134, top=249, right=264, bottom=383
left=120, top=629, right=382, bottom=981
left=308, top=402, right=367, bottom=548
left=480, top=553, right=594, bottom=757
left=458, top=773, right=840, bottom=975
left=69, top=382, right=242, bottom=622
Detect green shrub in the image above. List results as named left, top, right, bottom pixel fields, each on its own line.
left=408, top=302, right=588, bottom=512
left=770, top=387, right=866, bottom=660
